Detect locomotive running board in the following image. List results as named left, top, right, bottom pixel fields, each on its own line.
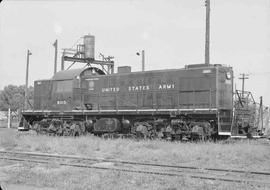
left=230, top=135, right=263, bottom=139
left=22, top=108, right=218, bottom=114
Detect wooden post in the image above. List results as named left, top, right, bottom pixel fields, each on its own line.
left=7, top=108, right=11, bottom=128
left=260, top=96, right=263, bottom=132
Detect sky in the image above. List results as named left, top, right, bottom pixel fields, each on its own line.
left=0, top=0, right=269, bottom=105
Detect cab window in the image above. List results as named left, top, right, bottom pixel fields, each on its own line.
left=56, top=80, right=72, bottom=92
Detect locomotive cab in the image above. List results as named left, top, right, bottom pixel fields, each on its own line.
left=33, top=67, right=105, bottom=111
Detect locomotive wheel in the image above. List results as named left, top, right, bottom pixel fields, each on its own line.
left=191, top=125, right=205, bottom=141
left=32, top=123, right=40, bottom=134
left=134, top=121, right=157, bottom=139
left=189, top=121, right=213, bottom=141
left=70, top=125, right=80, bottom=137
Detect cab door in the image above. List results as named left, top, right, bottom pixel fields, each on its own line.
left=52, top=80, right=73, bottom=110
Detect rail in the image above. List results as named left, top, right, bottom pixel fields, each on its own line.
left=0, top=150, right=269, bottom=186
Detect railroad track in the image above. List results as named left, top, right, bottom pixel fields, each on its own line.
left=0, top=150, right=270, bottom=186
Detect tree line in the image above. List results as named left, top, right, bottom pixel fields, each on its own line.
left=0, top=85, right=34, bottom=118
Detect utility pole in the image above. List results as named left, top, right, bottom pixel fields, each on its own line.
left=142, top=50, right=145, bottom=71
left=61, top=55, right=65, bottom=71
left=205, top=0, right=210, bottom=65
left=24, top=50, right=32, bottom=110
left=136, top=50, right=145, bottom=71
left=53, top=39, right=58, bottom=74
left=238, top=73, right=249, bottom=98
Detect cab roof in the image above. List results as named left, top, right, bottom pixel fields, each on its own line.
left=52, top=68, right=86, bottom=80
left=52, top=67, right=105, bottom=80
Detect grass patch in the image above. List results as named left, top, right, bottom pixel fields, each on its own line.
left=1, top=129, right=269, bottom=189
left=2, top=162, right=258, bottom=190
left=0, top=120, right=19, bottom=129
left=0, top=129, right=17, bottom=149
left=0, top=129, right=270, bottom=171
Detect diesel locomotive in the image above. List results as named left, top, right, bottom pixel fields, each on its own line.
left=21, top=63, right=235, bottom=140
left=20, top=34, right=264, bottom=140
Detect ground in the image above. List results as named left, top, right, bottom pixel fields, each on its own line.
left=0, top=127, right=270, bottom=190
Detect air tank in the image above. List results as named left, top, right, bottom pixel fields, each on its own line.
left=83, top=35, right=95, bottom=59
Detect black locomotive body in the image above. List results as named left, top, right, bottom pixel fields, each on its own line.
left=22, top=63, right=234, bottom=139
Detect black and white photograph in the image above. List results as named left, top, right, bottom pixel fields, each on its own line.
left=0, top=0, right=269, bottom=189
